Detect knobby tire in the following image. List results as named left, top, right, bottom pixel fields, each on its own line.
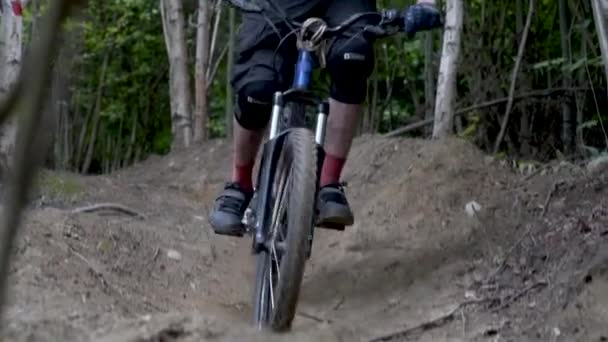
left=253, top=123, right=317, bottom=331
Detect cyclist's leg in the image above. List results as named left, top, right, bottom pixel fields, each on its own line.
left=209, top=16, right=297, bottom=235
left=316, top=0, right=377, bottom=227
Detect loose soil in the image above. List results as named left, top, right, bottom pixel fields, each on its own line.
left=2, top=136, right=607, bottom=341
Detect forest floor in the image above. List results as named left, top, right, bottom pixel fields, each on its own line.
left=2, top=135, right=608, bottom=342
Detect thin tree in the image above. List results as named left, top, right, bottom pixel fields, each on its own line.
left=493, top=0, right=535, bottom=154
left=432, top=0, right=463, bottom=138
left=559, top=0, right=574, bottom=154
left=424, top=30, right=436, bottom=137
left=194, top=0, right=211, bottom=142
left=160, top=0, right=192, bottom=149
left=225, top=6, right=236, bottom=138
left=0, top=0, right=28, bottom=175
left=591, top=0, right=608, bottom=97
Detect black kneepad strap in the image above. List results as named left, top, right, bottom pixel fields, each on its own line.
left=234, top=81, right=276, bottom=131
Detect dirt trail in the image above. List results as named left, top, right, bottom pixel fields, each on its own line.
left=2, top=136, right=608, bottom=341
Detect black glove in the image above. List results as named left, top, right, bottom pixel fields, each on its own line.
left=403, top=3, right=443, bottom=38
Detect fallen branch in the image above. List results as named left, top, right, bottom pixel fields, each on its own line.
left=0, top=0, right=87, bottom=328
left=492, top=280, right=548, bottom=312
left=371, top=279, right=548, bottom=342
left=493, top=0, right=535, bottom=153
left=369, top=299, right=489, bottom=342
left=540, top=181, right=560, bottom=218
left=68, top=245, right=110, bottom=290
left=486, top=225, right=533, bottom=283
left=383, top=87, right=586, bottom=138
left=383, top=118, right=433, bottom=138
left=297, top=311, right=329, bottom=323
left=70, top=203, right=147, bottom=220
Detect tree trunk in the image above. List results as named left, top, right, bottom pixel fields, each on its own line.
left=516, top=0, right=523, bottom=38
left=576, top=26, right=588, bottom=152
left=194, top=0, right=210, bottom=142
left=160, top=0, right=192, bottom=149
left=559, top=0, right=574, bottom=154
left=432, top=0, right=463, bottom=139
left=0, top=0, right=25, bottom=175
left=424, top=31, right=436, bottom=136
left=225, top=6, right=235, bottom=138
left=81, top=52, right=109, bottom=174
left=591, top=0, right=608, bottom=96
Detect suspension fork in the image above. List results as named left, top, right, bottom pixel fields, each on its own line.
left=314, top=100, right=329, bottom=181
left=307, top=101, right=328, bottom=259
left=269, top=92, right=284, bottom=140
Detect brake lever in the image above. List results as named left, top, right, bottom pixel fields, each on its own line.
left=363, top=24, right=401, bottom=38
left=364, top=25, right=387, bottom=36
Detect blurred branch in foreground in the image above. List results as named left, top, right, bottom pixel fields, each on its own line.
left=0, top=0, right=87, bottom=331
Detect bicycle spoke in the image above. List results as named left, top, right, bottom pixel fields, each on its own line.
left=271, top=243, right=281, bottom=280
left=268, top=254, right=275, bottom=310
left=266, top=159, right=292, bottom=314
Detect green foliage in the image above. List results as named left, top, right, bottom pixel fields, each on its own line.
left=32, top=0, right=608, bottom=172
left=59, top=0, right=171, bottom=172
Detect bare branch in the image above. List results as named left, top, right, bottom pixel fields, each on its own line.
left=383, top=87, right=587, bottom=138
left=369, top=299, right=490, bottom=342
left=493, top=0, right=535, bottom=153
left=207, top=42, right=228, bottom=85
left=0, top=0, right=87, bottom=328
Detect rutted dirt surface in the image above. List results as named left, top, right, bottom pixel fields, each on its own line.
left=2, top=136, right=608, bottom=341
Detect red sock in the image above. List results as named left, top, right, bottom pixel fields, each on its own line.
left=320, top=153, right=346, bottom=187
left=232, top=162, right=254, bottom=191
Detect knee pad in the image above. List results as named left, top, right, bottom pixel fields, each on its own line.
left=235, top=81, right=277, bottom=131
left=327, top=37, right=375, bottom=104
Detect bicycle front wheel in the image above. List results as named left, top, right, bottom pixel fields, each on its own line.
left=253, top=128, right=317, bottom=331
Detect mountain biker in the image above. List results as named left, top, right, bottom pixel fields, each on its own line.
left=209, top=0, right=442, bottom=236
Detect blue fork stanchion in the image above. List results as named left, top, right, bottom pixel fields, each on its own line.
left=293, top=50, right=314, bottom=90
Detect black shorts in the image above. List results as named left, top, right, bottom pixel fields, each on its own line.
left=231, top=0, right=377, bottom=96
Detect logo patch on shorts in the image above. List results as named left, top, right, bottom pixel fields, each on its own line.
left=343, top=52, right=366, bottom=61
left=247, top=96, right=269, bottom=105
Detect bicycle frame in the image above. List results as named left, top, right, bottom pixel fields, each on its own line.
left=245, top=7, right=413, bottom=254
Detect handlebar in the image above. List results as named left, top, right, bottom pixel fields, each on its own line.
left=228, top=0, right=443, bottom=43
left=228, top=0, right=443, bottom=91
left=286, top=9, right=407, bottom=41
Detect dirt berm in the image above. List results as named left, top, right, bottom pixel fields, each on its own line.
left=3, top=136, right=608, bottom=341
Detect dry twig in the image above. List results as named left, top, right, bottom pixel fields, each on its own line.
left=486, top=225, right=532, bottom=283
left=369, top=299, right=490, bottom=342
left=297, top=311, right=329, bottom=323
left=370, top=279, right=548, bottom=342
left=71, top=202, right=147, bottom=220
left=491, top=280, right=548, bottom=312
left=541, top=181, right=560, bottom=218
left=68, top=245, right=110, bottom=289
